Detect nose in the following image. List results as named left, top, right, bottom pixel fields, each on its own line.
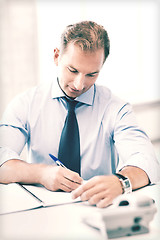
left=73, top=74, right=85, bottom=91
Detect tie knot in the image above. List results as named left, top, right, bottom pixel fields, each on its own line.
left=65, top=98, right=78, bottom=112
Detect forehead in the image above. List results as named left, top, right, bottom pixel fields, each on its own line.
left=60, top=43, right=104, bottom=72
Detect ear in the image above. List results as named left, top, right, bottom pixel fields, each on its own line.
left=53, top=48, right=60, bottom=66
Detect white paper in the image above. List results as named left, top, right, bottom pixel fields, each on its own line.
left=0, top=183, right=42, bottom=215
left=23, top=185, right=81, bottom=207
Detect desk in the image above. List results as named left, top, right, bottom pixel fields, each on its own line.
left=0, top=184, right=160, bottom=240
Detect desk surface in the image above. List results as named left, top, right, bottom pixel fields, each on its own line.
left=1, top=184, right=160, bottom=240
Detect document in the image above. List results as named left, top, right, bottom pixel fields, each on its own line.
left=22, top=185, right=81, bottom=207
left=0, top=183, right=43, bottom=215
left=0, top=183, right=81, bottom=215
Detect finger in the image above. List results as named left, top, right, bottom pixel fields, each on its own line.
left=65, top=176, right=82, bottom=185
left=96, top=196, right=113, bottom=208
left=80, top=181, right=108, bottom=201
left=71, top=184, right=87, bottom=199
left=63, top=168, right=83, bottom=184
left=87, top=190, right=106, bottom=204
left=71, top=180, right=94, bottom=199
left=88, top=189, right=109, bottom=205
left=59, top=182, right=79, bottom=192
left=62, top=176, right=82, bottom=191
left=60, top=183, right=73, bottom=192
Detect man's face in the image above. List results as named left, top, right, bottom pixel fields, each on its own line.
left=54, top=43, right=104, bottom=99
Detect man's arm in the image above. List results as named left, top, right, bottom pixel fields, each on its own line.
left=118, top=166, right=150, bottom=190
left=72, top=166, right=150, bottom=208
left=0, top=159, right=83, bottom=192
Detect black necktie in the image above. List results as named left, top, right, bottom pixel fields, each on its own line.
left=58, top=98, right=80, bottom=175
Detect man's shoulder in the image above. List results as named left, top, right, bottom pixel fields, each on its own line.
left=17, top=81, right=53, bottom=101
left=95, top=84, right=126, bottom=106
left=5, top=81, right=53, bottom=113
left=94, top=84, right=131, bottom=121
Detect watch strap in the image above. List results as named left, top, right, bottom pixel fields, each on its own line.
left=114, top=173, right=127, bottom=181
left=114, top=173, right=132, bottom=194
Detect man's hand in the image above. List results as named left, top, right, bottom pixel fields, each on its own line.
left=72, top=175, right=123, bottom=208
left=71, top=166, right=150, bottom=208
left=0, top=159, right=83, bottom=192
left=40, top=165, right=83, bottom=192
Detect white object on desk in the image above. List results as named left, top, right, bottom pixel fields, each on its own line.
left=83, top=193, right=157, bottom=239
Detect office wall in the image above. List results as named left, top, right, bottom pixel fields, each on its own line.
left=0, top=0, right=39, bottom=117
left=133, top=101, right=160, bottom=161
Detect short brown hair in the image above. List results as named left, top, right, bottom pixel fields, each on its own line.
left=60, top=21, right=110, bottom=62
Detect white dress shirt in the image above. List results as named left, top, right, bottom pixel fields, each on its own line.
left=0, top=78, right=160, bottom=183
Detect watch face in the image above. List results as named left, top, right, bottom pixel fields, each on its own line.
left=124, top=179, right=131, bottom=188
left=115, top=174, right=132, bottom=194
left=123, top=179, right=132, bottom=194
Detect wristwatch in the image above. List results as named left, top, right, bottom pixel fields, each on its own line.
left=114, top=173, right=132, bottom=194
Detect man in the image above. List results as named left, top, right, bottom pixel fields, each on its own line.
left=0, top=21, right=160, bottom=208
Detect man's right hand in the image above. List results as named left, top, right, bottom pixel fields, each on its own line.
left=0, top=159, right=83, bottom=192
left=40, top=164, right=83, bottom=192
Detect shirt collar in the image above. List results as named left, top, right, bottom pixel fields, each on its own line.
left=51, top=78, right=95, bottom=106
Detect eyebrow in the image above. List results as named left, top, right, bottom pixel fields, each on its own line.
left=69, top=65, right=100, bottom=75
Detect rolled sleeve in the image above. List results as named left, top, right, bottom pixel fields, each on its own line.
left=0, top=147, right=22, bottom=166
left=0, top=93, right=30, bottom=165
left=114, top=103, right=160, bottom=184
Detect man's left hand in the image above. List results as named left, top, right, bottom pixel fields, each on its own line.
left=72, top=175, right=123, bottom=208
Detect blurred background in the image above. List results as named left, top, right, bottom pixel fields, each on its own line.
left=0, top=0, right=159, bottom=161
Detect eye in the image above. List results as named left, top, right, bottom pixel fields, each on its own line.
left=87, top=74, right=95, bottom=77
left=86, top=73, right=98, bottom=78
left=67, top=67, right=78, bottom=73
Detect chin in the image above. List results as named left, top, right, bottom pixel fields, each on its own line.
left=64, top=91, right=76, bottom=99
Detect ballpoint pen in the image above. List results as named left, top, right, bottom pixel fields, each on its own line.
left=49, top=153, right=66, bottom=168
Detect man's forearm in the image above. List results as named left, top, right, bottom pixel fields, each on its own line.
left=0, top=159, right=45, bottom=184
left=119, top=166, right=150, bottom=190
left=0, top=159, right=83, bottom=192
